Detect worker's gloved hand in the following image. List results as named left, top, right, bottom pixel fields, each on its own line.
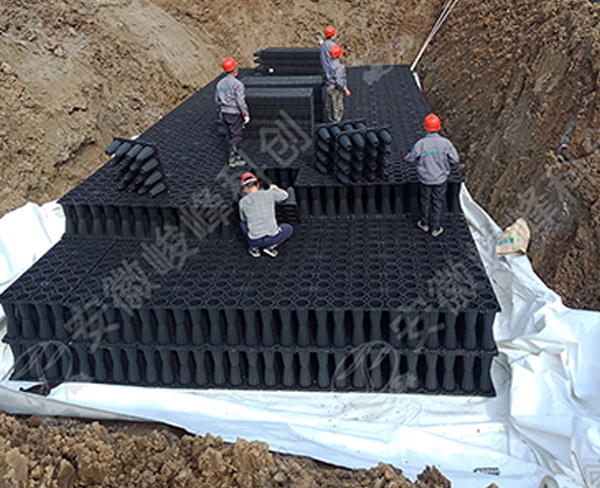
left=243, top=113, right=250, bottom=125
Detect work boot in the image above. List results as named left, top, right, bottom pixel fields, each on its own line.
left=417, top=220, right=429, bottom=233
left=228, top=147, right=238, bottom=167
left=228, top=145, right=245, bottom=167
left=233, top=144, right=246, bottom=165
left=263, top=245, right=279, bottom=258
left=431, top=226, right=444, bottom=237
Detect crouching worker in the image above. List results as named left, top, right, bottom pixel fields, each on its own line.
left=239, top=172, right=293, bottom=257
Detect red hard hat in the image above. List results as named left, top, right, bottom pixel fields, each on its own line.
left=329, top=45, right=344, bottom=58
left=222, top=57, right=237, bottom=72
left=324, top=25, right=336, bottom=37
left=240, top=172, right=258, bottom=187
left=424, top=114, right=441, bottom=132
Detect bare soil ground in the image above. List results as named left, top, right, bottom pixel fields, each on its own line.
left=0, top=413, right=452, bottom=488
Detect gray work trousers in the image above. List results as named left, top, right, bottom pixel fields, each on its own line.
left=221, top=112, right=244, bottom=146
left=326, top=86, right=344, bottom=122
left=419, top=181, right=447, bottom=231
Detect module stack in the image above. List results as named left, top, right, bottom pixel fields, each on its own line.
left=2, top=216, right=498, bottom=395
left=105, top=137, right=168, bottom=198
left=242, top=75, right=325, bottom=123
left=254, top=47, right=323, bottom=76
left=0, top=60, right=500, bottom=396
left=245, top=87, right=315, bottom=138
left=314, top=120, right=392, bottom=184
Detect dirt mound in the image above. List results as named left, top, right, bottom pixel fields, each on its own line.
left=0, top=0, right=220, bottom=215
left=418, top=0, right=600, bottom=308
left=0, top=412, right=451, bottom=488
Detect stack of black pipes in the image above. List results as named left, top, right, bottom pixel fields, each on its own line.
left=105, top=137, right=168, bottom=197
left=314, top=120, right=392, bottom=183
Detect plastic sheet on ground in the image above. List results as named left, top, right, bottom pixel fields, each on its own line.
left=0, top=191, right=598, bottom=488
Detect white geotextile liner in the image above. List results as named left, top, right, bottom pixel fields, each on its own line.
left=0, top=191, right=598, bottom=488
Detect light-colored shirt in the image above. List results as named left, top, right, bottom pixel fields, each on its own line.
left=404, top=132, right=460, bottom=185
left=239, top=187, right=289, bottom=239
left=215, top=74, right=249, bottom=115
left=327, top=58, right=347, bottom=89
left=320, top=38, right=336, bottom=79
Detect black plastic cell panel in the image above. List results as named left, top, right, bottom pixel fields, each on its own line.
left=313, top=121, right=392, bottom=185
left=296, top=182, right=404, bottom=217
left=242, top=75, right=323, bottom=87
left=244, top=83, right=322, bottom=118
left=3, top=58, right=497, bottom=396
left=247, top=87, right=314, bottom=100
left=5, top=338, right=496, bottom=395
left=62, top=201, right=238, bottom=241
left=293, top=178, right=461, bottom=218
left=8, top=227, right=497, bottom=347
left=6, top=339, right=75, bottom=383
left=0, top=237, right=113, bottom=310
left=58, top=63, right=466, bottom=228
left=254, top=47, right=322, bottom=58
left=4, top=304, right=496, bottom=357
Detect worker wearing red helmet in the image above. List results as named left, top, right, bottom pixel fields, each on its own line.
left=325, top=44, right=351, bottom=122
left=320, top=25, right=337, bottom=80
left=404, top=114, right=459, bottom=237
left=215, top=57, right=250, bottom=167
left=239, top=172, right=293, bottom=258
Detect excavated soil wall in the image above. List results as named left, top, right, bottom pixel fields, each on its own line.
left=418, top=0, right=600, bottom=308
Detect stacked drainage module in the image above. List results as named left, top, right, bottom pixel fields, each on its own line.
left=314, top=119, right=392, bottom=183
left=244, top=87, right=315, bottom=139
left=0, top=48, right=500, bottom=396
left=254, top=47, right=323, bottom=76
